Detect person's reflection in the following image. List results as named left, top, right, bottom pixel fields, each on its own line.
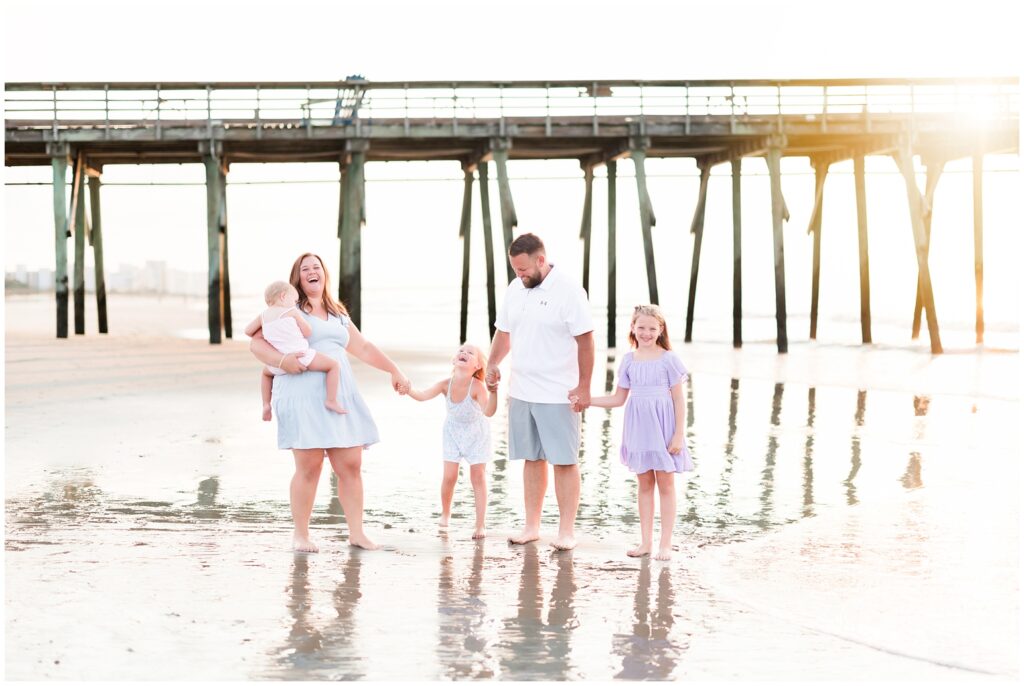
left=195, top=476, right=222, bottom=519
left=846, top=389, right=866, bottom=506
left=499, top=545, right=578, bottom=680
left=436, top=539, right=496, bottom=678
left=329, top=552, right=366, bottom=680
left=613, top=559, right=682, bottom=679
left=279, top=555, right=326, bottom=674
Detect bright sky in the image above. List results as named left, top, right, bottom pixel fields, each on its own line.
left=3, top=0, right=1022, bottom=82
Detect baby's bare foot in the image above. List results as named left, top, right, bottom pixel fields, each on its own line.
left=627, top=543, right=651, bottom=558
left=348, top=533, right=379, bottom=551
left=262, top=404, right=272, bottom=421
left=508, top=528, right=540, bottom=545
left=472, top=527, right=486, bottom=539
left=653, top=547, right=673, bottom=561
left=293, top=535, right=319, bottom=553
left=325, top=400, right=349, bottom=415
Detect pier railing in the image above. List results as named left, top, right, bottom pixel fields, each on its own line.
left=5, top=78, right=1018, bottom=134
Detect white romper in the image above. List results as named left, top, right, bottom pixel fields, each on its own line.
left=262, top=308, right=317, bottom=375
left=442, top=377, right=491, bottom=465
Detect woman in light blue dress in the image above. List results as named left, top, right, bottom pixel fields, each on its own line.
left=250, top=253, right=410, bottom=553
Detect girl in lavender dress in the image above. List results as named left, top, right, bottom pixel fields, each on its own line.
left=589, top=304, right=693, bottom=560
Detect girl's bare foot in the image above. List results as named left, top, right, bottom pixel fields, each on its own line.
left=293, top=535, right=319, bottom=553
left=549, top=535, right=577, bottom=551
left=325, top=400, right=349, bottom=415
left=262, top=404, right=272, bottom=421
left=508, top=528, right=540, bottom=545
left=472, top=527, right=486, bottom=539
left=627, top=543, right=651, bottom=558
left=348, top=533, right=379, bottom=551
left=654, top=547, right=673, bottom=561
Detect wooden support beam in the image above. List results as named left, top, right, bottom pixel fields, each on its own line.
left=50, top=147, right=70, bottom=338
left=72, top=153, right=87, bottom=335
left=630, top=142, right=659, bottom=304
left=218, top=163, right=232, bottom=339
left=458, top=166, right=474, bottom=344
left=807, top=159, right=829, bottom=340
left=912, top=158, right=946, bottom=339
left=973, top=151, right=985, bottom=343
left=766, top=140, right=788, bottom=353
left=607, top=160, right=618, bottom=348
left=339, top=144, right=366, bottom=329
left=894, top=145, right=942, bottom=354
left=579, top=163, right=594, bottom=295
left=853, top=155, right=872, bottom=343
left=86, top=175, right=108, bottom=333
left=202, top=151, right=223, bottom=344
left=479, top=162, right=497, bottom=340
left=685, top=161, right=711, bottom=342
left=731, top=157, right=743, bottom=348
left=491, top=140, right=517, bottom=283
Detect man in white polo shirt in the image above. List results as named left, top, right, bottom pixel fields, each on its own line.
left=486, top=233, right=594, bottom=550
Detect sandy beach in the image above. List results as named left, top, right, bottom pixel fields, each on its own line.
left=4, top=294, right=1020, bottom=680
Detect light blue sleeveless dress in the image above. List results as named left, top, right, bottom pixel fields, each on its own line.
left=442, top=377, right=491, bottom=465
left=271, top=311, right=380, bottom=451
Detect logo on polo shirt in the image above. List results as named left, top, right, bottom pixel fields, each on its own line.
left=540, top=300, right=548, bottom=306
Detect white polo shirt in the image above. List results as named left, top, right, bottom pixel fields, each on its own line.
left=495, top=264, right=594, bottom=403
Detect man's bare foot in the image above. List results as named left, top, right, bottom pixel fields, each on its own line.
left=508, top=529, right=540, bottom=545
left=549, top=535, right=577, bottom=551
left=472, top=527, right=486, bottom=539
left=293, top=535, right=319, bottom=553
left=653, top=547, right=673, bottom=561
left=262, top=404, right=272, bottom=421
left=325, top=400, right=349, bottom=415
left=348, top=533, right=379, bottom=550
left=627, top=543, right=652, bottom=558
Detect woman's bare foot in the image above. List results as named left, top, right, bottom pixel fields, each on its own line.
left=262, top=404, right=272, bottom=421
left=549, top=535, right=577, bottom=551
left=324, top=400, right=349, bottom=415
left=293, top=534, right=319, bottom=553
left=348, top=533, right=379, bottom=550
left=439, top=514, right=450, bottom=528
left=508, top=528, right=540, bottom=545
left=653, top=547, right=673, bottom=561
left=471, top=527, right=486, bottom=539
left=627, top=543, right=651, bottom=558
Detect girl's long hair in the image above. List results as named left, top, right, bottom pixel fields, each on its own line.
left=628, top=304, right=672, bottom=350
left=289, top=253, right=348, bottom=318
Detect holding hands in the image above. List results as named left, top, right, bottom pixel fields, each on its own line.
left=568, top=385, right=590, bottom=413
left=392, top=372, right=411, bottom=395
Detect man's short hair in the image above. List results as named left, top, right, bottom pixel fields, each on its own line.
left=509, top=233, right=545, bottom=257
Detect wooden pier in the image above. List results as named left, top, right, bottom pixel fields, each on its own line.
left=5, top=78, right=1018, bottom=352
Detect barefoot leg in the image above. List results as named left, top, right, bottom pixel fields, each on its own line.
left=308, top=354, right=347, bottom=414
left=654, top=471, right=676, bottom=560
left=469, top=463, right=487, bottom=538
left=627, top=471, right=656, bottom=557
left=509, top=459, right=546, bottom=544
left=549, top=463, right=580, bottom=550
left=291, top=449, right=324, bottom=552
left=440, top=461, right=459, bottom=527
left=327, top=447, right=378, bottom=550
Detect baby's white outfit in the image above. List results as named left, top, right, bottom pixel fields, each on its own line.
left=262, top=307, right=317, bottom=375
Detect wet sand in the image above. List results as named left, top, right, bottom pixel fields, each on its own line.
left=4, top=295, right=1020, bottom=680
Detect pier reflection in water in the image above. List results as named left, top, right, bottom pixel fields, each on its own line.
left=5, top=345, right=1013, bottom=680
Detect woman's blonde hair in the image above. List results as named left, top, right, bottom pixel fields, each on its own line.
left=628, top=304, right=672, bottom=350
left=289, top=253, right=348, bottom=318
left=264, top=280, right=295, bottom=305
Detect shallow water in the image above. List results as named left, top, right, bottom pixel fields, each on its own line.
left=4, top=299, right=1020, bottom=680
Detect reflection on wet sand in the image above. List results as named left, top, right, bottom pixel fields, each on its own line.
left=846, top=390, right=866, bottom=506
left=757, top=383, right=784, bottom=528
left=802, top=387, right=816, bottom=518
left=436, top=536, right=497, bottom=679
left=497, top=545, right=579, bottom=679
left=613, top=559, right=683, bottom=679
left=274, top=552, right=365, bottom=679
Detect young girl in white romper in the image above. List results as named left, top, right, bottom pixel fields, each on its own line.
left=405, top=344, right=498, bottom=538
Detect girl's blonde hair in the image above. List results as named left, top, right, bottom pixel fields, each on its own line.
left=628, top=304, right=672, bottom=350
left=264, top=280, right=295, bottom=305
left=459, top=344, right=488, bottom=381
left=289, top=253, right=348, bottom=318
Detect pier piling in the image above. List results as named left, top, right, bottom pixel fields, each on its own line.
left=631, top=141, right=659, bottom=305
left=458, top=165, right=474, bottom=344
left=48, top=144, right=69, bottom=339
left=86, top=173, right=108, bottom=333
left=731, top=157, right=743, bottom=348
left=606, top=160, right=617, bottom=348
left=72, top=153, right=87, bottom=335
left=685, top=160, right=711, bottom=342
left=478, top=162, right=497, bottom=340
left=766, top=140, right=789, bottom=353
left=579, top=163, right=594, bottom=295
left=854, top=155, right=872, bottom=344
left=808, top=159, right=828, bottom=340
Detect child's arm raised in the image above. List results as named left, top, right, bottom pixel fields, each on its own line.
left=243, top=315, right=263, bottom=338
left=406, top=378, right=448, bottom=402
left=667, top=381, right=686, bottom=454
left=475, top=379, right=499, bottom=418
left=589, top=386, right=629, bottom=409
left=285, top=309, right=313, bottom=337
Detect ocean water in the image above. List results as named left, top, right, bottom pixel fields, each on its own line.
left=4, top=294, right=1019, bottom=680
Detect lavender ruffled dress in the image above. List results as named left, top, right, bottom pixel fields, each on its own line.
left=617, top=350, right=694, bottom=474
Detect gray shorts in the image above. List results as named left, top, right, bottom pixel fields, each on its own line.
left=508, top=399, right=580, bottom=466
